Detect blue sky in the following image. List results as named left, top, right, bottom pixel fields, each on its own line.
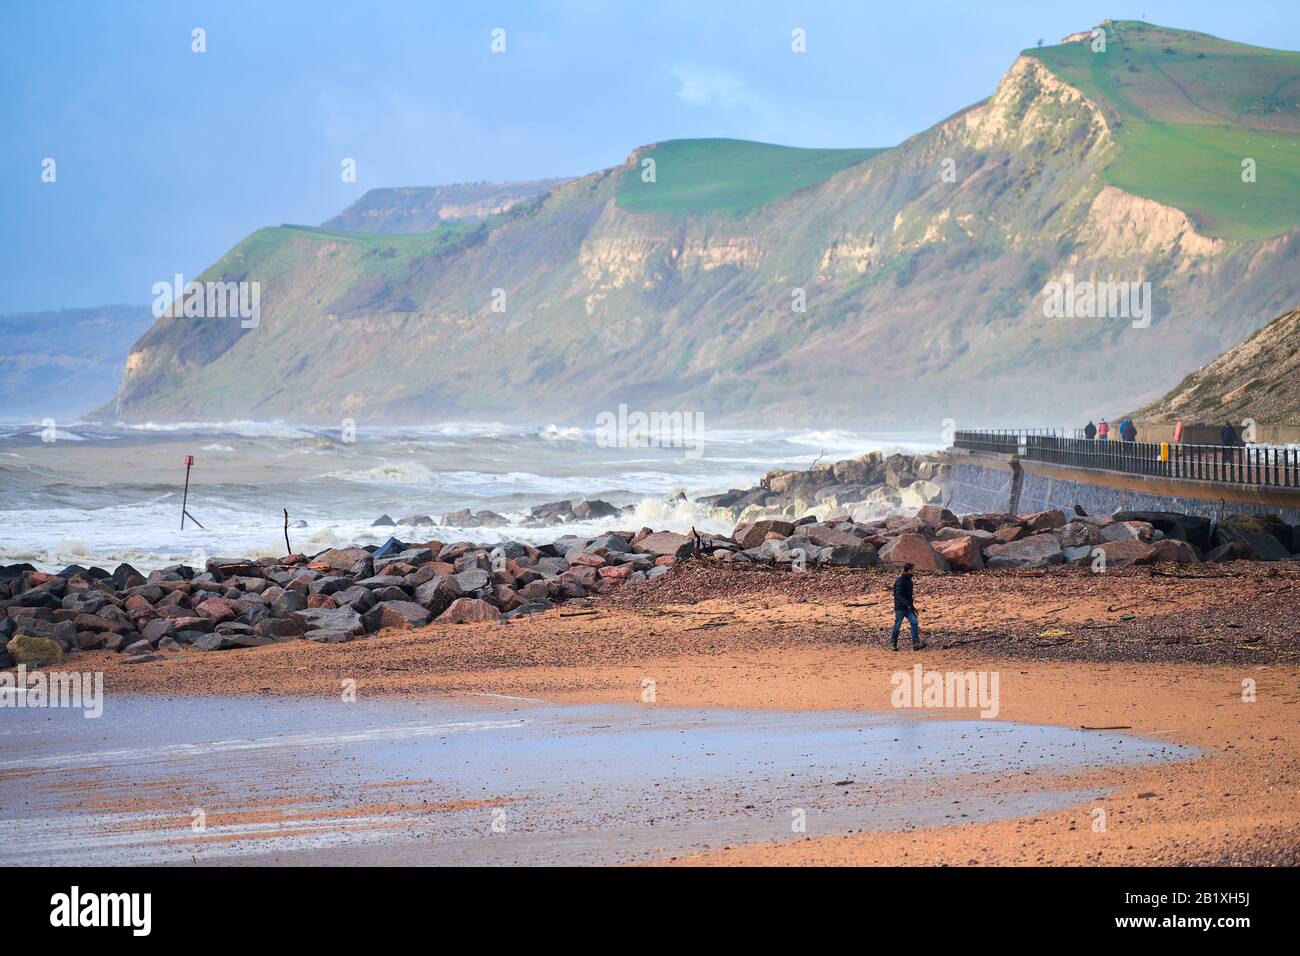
left=3, top=0, right=1299, bottom=312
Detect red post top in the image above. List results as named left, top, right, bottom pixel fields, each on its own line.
left=184, top=455, right=194, bottom=466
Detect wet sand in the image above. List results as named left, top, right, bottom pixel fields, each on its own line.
left=10, top=562, right=1300, bottom=865
left=3, top=695, right=1191, bottom=866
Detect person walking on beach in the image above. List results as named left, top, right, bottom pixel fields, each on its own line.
left=889, top=563, right=926, bottom=651
left=1084, top=420, right=1097, bottom=440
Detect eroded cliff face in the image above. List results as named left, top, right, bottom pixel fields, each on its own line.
left=111, top=49, right=1299, bottom=428
left=818, top=235, right=879, bottom=277
left=578, top=236, right=663, bottom=290
left=1079, top=185, right=1226, bottom=265
left=323, top=180, right=570, bottom=233
left=962, top=55, right=1112, bottom=152
left=1135, top=307, right=1300, bottom=422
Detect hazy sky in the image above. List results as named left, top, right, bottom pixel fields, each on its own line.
left=4, top=0, right=1299, bottom=312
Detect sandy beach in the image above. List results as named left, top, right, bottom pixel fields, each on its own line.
left=31, top=561, right=1298, bottom=866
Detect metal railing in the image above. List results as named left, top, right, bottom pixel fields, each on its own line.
left=953, top=430, right=1300, bottom=488
left=952, top=429, right=1063, bottom=456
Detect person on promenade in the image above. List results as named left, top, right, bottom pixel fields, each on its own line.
left=1084, top=420, right=1097, bottom=440
left=1220, top=421, right=1239, bottom=473
left=1120, top=419, right=1137, bottom=442
left=1097, top=419, right=1110, bottom=441
left=889, top=563, right=926, bottom=652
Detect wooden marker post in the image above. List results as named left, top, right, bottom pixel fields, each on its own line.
left=180, top=455, right=205, bottom=530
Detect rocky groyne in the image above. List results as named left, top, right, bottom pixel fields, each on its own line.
left=697, top=450, right=950, bottom=523
left=372, top=450, right=954, bottom=533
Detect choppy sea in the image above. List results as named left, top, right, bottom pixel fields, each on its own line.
left=0, top=419, right=938, bottom=572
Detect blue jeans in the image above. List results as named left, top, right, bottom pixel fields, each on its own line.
left=891, top=608, right=919, bottom=646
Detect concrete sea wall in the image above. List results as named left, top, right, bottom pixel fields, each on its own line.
left=945, top=450, right=1300, bottom=523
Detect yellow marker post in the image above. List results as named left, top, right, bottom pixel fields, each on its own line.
left=1159, top=442, right=1170, bottom=462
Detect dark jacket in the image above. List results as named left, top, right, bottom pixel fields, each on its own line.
left=1084, top=422, right=1097, bottom=439
left=892, top=572, right=915, bottom=612
left=1220, top=424, right=1238, bottom=445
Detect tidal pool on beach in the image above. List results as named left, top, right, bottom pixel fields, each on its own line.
left=0, top=694, right=1197, bottom=865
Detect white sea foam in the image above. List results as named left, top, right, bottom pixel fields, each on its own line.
left=0, top=717, right=532, bottom=771
left=116, top=419, right=317, bottom=439
left=622, top=495, right=734, bottom=535
left=317, top=461, right=442, bottom=485
left=539, top=424, right=586, bottom=442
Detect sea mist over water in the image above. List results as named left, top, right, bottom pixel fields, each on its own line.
left=0, top=420, right=939, bottom=572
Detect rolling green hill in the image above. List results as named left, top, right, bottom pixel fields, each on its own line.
left=1027, top=20, right=1300, bottom=239
left=227, top=221, right=492, bottom=279
left=616, top=139, right=883, bottom=216
left=108, top=22, right=1300, bottom=428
